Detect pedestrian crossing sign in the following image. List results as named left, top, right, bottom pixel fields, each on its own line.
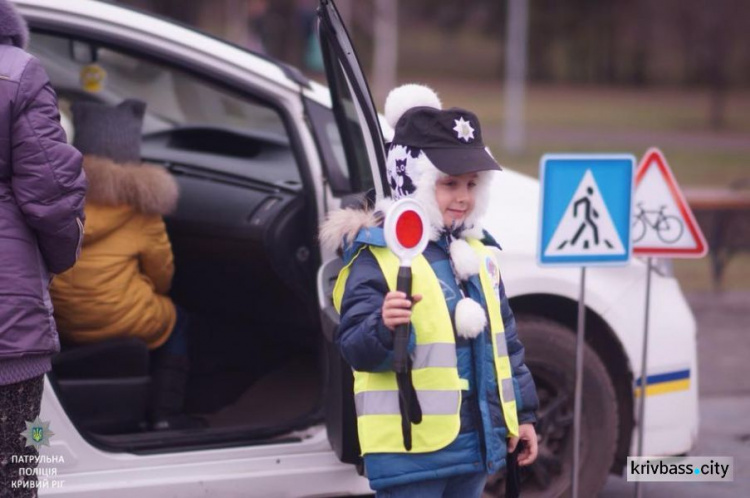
left=538, top=154, right=635, bottom=266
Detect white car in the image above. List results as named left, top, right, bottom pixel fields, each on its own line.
left=14, top=0, right=698, bottom=496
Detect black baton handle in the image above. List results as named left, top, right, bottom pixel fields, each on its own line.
left=393, top=267, right=411, bottom=374
left=393, top=266, right=422, bottom=451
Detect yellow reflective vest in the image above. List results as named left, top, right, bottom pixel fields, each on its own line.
left=333, top=238, right=519, bottom=455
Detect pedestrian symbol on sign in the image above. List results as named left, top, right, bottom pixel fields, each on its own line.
left=536, top=153, right=634, bottom=498
left=544, top=170, right=625, bottom=257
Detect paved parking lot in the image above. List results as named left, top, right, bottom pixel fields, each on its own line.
left=602, top=291, right=750, bottom=496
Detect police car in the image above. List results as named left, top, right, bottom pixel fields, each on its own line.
left=14, top=0, right=698, bottom=496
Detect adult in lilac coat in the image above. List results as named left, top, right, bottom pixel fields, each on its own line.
left=0, top=1, right=86, bottom=492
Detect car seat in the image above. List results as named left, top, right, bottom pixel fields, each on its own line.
left=51, top=337, right=150, bottom=434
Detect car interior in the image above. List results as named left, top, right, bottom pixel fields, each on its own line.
left=30, top=31, right=328, bottom=452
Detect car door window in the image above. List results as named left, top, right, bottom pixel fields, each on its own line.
left=305, top=99, right=352, bottom=195
left=317, top=0, right=387, bottom=197
left=28, top=32, right=300, bottom=189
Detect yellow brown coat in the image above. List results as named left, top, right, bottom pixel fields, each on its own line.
left=50, top=156, right=179, bottom=349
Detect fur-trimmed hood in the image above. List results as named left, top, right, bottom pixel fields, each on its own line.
left=319, top=198, right=390, bottom=255
left=83, top=155, right=179, bottom=216
left=319, top=166, right=493, bottom=256
left=319, top=196, right=501, bottom=340
left=0, top=0, right=29, bottom=49
left=319, top=193, right=496, bottom=274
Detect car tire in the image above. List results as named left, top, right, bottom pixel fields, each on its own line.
left=483, top=315, right=619, bottom=498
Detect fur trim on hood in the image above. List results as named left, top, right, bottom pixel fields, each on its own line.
left=83, top=155, right=179, bottom=216
left=0, top=0, right=29, bottom=49
left=319, top=198, right=392, bottom=254
left=319, top=193, right=497, bottom=289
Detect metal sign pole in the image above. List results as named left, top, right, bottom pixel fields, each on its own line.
left=635, top=257, right=653, bottom=498
left=572, top=266, right=586, bottom=498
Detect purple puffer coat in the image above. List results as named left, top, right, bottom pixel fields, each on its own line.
left=0, top=1, right=87, bottom=385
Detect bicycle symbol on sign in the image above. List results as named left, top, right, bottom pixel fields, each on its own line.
left=632, top=202, right=684, bottom=243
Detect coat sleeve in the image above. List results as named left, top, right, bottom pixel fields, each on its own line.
left=337, top=249, right=413, bottom=372
left=11, top=56, right=87, bottom=274
left=500, top=279, right=539, bottom=424
left=138, top=214, right=174, bottom=295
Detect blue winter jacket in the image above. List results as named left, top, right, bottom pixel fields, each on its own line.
left=337, top=226, right=539, bottom=490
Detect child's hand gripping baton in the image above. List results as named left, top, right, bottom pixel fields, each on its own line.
left=384, top=199, right=430, bottom=451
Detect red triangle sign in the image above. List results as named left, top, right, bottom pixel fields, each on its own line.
left=633, top=148, right=707, bottom=257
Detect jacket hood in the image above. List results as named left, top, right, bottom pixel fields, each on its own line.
left=81, top=156, right=178, bottom=243
left=83, top=155, right=179, bottom=216
left=319, top=159, right=493, bottom=255
left=0, top=0, right=29, bottom=49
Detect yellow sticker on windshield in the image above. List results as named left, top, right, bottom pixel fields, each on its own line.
left=80, top=64, right=107, bottom=93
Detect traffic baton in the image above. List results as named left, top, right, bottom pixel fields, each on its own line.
left=384, top=198, right=430, bottom=450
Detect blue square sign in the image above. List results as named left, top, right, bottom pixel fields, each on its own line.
left=538, top=154, right=635, bottom=266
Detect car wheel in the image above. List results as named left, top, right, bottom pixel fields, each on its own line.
left=483, top=315, right=619, bottom=498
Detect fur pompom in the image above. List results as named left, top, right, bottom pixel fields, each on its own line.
left=449, top=238, right=479, bottom=280
left=455, top=297, right=487, bottom=339
left=384, top=84, right=442, bottom=129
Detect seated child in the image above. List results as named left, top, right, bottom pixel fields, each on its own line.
left=50, top=99, right=194, bottom=430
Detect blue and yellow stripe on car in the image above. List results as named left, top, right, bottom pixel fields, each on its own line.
left=634, top=369, right=690, bottom=397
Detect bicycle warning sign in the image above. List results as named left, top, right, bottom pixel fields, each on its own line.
left=633, top=148, right=707, bottom=257
left=538, top=154, right=635, bottom=266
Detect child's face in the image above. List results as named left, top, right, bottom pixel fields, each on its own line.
left=435, top=172, right=478, bottom=228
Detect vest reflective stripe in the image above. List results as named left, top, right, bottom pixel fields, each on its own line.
left=494, top=332, right=509, bottom=357
left=501, top=378, right=515, bottom=405
left=354, top=366, right=461, bottom=393
left=355, top=390, right=461, bottom=416
left=412, top=343, right=458, bottom=369
left=468, top=239, right=520, bottom=438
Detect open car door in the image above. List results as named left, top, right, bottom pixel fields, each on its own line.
left=316, top=0, right=389, bottom=466
left=317, top=0, right=388, bottom=197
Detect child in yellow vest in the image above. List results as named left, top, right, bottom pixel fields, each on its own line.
left=321, top=84, right=539, bottom=497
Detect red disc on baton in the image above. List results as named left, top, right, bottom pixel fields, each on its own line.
left=395, top=210, right=423, bottom=249
left=385, top=198, right=429, bottom=265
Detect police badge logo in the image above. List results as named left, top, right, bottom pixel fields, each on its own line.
left=20, top=416, right=55, bottom=449
left=453, top=117, right=475, bottom=143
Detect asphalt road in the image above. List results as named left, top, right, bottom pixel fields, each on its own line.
left=601, top=291, right=750, bottom=497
